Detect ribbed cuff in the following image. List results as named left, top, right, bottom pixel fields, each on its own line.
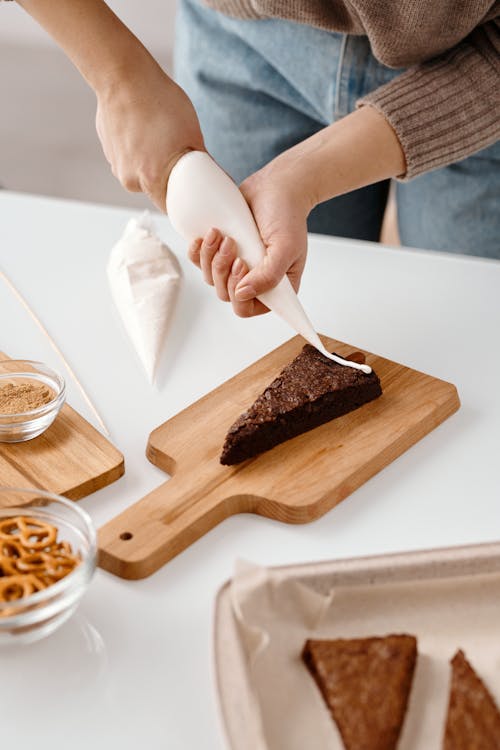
left=358, top=30, right=500, bottom=180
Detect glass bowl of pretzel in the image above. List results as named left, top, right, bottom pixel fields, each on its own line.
left=0, top=487, right=97, bottom=644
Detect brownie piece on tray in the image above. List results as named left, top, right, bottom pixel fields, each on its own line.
left=220, top=344, right=382, bottom=465
left=302, top=634, right=417, bottom=750
left=443, top=649, right=500, bottom=749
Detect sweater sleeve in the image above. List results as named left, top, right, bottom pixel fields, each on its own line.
left=358, top=18, right=500, bottom=180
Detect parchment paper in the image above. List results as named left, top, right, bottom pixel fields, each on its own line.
left=223, top=557, right=500, bottom=750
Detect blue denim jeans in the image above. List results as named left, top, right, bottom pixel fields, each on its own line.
left=174, top=0, right=500, bottom=258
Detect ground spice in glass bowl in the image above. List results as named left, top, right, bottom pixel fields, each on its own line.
left=0, top=361, right=65, bottom=443
left=0, top=382, right=54, bottom=414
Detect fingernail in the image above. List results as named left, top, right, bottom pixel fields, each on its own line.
left=220, top=237, right=232, bottom=256
left=205, top=227, right=218, bottom=246
left=235, top=284, right=256, bottom=301
left=232, top=258, right=244, bottom=276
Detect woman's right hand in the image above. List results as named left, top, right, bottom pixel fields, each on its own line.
left=16, top=0, right=204, bottom=211
left=95, top=55, right=205, bottom=210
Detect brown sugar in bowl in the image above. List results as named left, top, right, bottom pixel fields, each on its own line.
left=0, top=360, right=65, bottom=442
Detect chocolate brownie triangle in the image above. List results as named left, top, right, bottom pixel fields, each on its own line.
left=220, top=344, right=381, bottom=465
left=302, top=634, right=417, bottom=750
left=443, top=650, right=500, bottom=749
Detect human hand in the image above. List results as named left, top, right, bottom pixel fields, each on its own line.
left=15, top=0, right=205, bottom=211
left=188, top=106, right=405, bottom=317
left=96, top=56, right=205, bottom=210
left=188, top=153, right=314, bottom=317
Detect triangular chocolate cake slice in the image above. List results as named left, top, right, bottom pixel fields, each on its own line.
left=443, top=650, right=500, bottom=749
left=302, top=634, right=417, bottom=750
left=220, top=345, right=382, bottom=465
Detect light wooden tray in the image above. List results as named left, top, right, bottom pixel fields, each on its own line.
left=214, top=542, right=500, bottom=750
left=98, top=336, right=459, bottom=578
left=0, top=354, right=124, bottom=500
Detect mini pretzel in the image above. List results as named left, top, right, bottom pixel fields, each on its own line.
left=14, top=552, right=50, bottom=573
left=53, top=541, right=72, bottom=556
left=0, top=516, right=80, bottom=615
left=0, top=558, right=18, bottom=576
left=0, top=516, right=56, bottom=549
left=0, top=539, right=25, bottom=576
left=17, top=517, right=57, bottom=550
left=25, top=574, right=47, bottom=592
left=44, top=556, right=77, bottom=580
left=0, top=575, right=34, bottom=601
left=0, top=518, right=24, bottom=540
left=0, top=539, right=25, bottom=559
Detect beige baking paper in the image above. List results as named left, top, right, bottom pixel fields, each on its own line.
left=226, top=558, right=500, bottom=750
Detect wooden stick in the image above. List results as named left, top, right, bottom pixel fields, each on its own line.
left=0, top=268, right=110, bottom=437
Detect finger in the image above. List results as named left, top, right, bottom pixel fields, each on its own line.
left=188, top=238, right=202, bottom=268
left=228, top=258, right=269, bottom=317
left=234, top=245, right=291, bottom=301
left=212, top=237, right=237, bottom=301
left=200, top=228, right=222, bottom=286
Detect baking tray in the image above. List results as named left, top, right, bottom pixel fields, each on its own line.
left=213, top=542, right=500, bottom=750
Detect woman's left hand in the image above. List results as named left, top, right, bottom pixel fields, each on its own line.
left=188, top=152, right=314, bottom=317
left=188, top=106, right=406, bottom=317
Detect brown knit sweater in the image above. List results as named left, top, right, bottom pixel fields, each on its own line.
left=4, top=0, right=498, bottom=178
left=204, top=0, right=500, bottom=178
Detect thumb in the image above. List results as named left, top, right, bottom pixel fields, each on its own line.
left=234, top=244, right=291, bottom=302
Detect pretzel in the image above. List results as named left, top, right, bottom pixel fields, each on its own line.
left=19, top=517, right=57, bottom=550
left=14, top=552, right=50, bottom=573
left=0, top=538, right=25, bottom=557
left=53, top=540, right=72, bottom=556
left=0, top=516, right=57, bottom=549
left=0, top=558, right=18, bottom=577
left=0, top=518, right=23, bottom=540
left=25, top=574, right=47, bottom=592
left=43, top=555, right=77, bottom=581
left=0, top=575, right=34, bottom=601
left=0, top=516, right=80, bottom=616
left=0, top=537, right=26, bottom=576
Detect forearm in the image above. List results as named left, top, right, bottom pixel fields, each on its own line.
left=15, top=0, right=158, bottom=93
left=359, top=20, right=500, bottom=179
left=275, top=106, right=405, bottom=210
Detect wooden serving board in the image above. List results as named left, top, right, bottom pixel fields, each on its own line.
left=98, top=336, right=460, bottom=579
left=0, top=354, right=124, bottom=500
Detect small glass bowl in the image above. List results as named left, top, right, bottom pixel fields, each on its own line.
left=0, top=360, right=66, bottom=442
left=0, top=488, right=96, bottom=645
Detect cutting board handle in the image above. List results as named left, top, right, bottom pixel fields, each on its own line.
left=98, top=471, right=250, bottom=579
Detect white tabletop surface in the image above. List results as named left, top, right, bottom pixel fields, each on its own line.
left=1, top=191, right=499, bottom=748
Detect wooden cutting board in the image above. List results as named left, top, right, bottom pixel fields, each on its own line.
left=98, top=336, right=460, bottom=579
left=0, top=354, right=124, bottom=500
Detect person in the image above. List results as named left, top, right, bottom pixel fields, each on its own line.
left=9, top=0, right=500, bottom=320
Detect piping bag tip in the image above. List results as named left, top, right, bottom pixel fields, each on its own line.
left=167, top=151, right=372, bottom=374
left=259, top=281, right=372, bottom=374
left=319, top=346, right=372, bottom=374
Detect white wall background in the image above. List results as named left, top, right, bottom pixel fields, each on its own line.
left=0, top=0, right=177, bottom=65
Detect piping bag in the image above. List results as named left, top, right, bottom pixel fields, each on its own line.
left=166, top=151, right=371, bottom=374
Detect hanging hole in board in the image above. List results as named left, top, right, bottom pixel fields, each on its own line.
left=120, top=532, right=133, bottom=541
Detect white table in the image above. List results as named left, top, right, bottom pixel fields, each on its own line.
left=1, top=192, right=499, bottom=749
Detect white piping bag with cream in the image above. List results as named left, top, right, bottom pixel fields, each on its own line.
left=166, top=151, right=371, bottom=374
